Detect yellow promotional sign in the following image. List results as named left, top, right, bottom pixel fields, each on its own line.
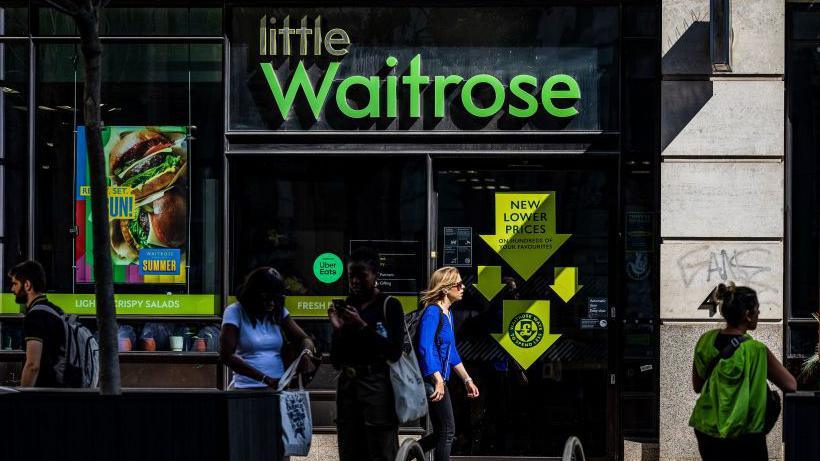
left=284, top=295, right=419, bottom=317
left=473, top=266, right=505, bottom=302
left=477, top=191, right=573, bottom=368
left=491, top=300, right=561, bottom=370
left=479, top=192, right=571, bottom=281
left=0, top=293, right=216, bottom=316
left=550, top=267, right=583, bottom=302
left=80, top=185, right=138, bottom=221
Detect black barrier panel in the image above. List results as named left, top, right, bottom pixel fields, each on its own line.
left=228, top=6, right=618, bottom=132
left=0, top=390, right=281, bottom=461
left=784, top=393, right=820, bottom=460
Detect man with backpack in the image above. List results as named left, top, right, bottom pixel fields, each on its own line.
left=9, top=260, right=98, bottom=388
left=9, top=260, right=64, bottom=388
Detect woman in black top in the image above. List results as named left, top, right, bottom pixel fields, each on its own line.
left=329, top=247, right=404, bottom=461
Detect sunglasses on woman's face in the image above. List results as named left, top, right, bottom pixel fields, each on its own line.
left=449, top=281, right=465, bottom=289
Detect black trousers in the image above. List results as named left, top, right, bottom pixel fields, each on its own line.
left=336, top=370, right=399, bottom=461
left=694, top=430, right=768, bottom=461
left=419, top=383, right=455, bottom=461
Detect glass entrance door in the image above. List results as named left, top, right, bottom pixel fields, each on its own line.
left=434, top=157, right=617, bottom=459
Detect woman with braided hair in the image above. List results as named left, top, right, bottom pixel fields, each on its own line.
left=689, top=283, right=796, bottom=460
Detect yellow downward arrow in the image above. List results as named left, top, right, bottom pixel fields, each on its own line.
left=491, top=300, right=561, bottom=370
left=550, top=267, right=583, bottom=302
left=479, top=192, right=571, bottom=281
left=473, top=266, right=505, bottom=302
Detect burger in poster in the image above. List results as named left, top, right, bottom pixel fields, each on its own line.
left=111, top=188, right=188, bottom=263
left=107, top=128, right=188, bottom=264
left=108, top=128, right=187, bottom=204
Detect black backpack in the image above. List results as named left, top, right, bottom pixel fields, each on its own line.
left=30, top=301, right=100, bottom=388
left=403, top=305, right=445, bottom=355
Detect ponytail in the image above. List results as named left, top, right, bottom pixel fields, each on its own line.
left=713, top=282, right=759, bottom=327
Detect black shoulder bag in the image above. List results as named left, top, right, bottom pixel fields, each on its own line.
left=701, top=335, right=781, bottom=434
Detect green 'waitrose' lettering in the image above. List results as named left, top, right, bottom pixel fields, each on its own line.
left=260, top=54, right=581, bottom=120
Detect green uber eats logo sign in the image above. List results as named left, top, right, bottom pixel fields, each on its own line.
left=314, top=253, right=343, bottom=284
left=257, top=15, right=582, bottom=121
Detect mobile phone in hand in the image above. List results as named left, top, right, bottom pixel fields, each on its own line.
left=331, top=299, right=346, bottom=311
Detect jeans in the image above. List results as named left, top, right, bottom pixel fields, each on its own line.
left=694, top=429, right=768, bottom=461
left=419, top=383, right=455, bottom=461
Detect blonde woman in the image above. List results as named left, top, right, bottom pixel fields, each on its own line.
left=416, top=267, right=480, bottom=461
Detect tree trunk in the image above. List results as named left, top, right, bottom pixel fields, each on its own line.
left=75, top=7, right=121, bottom=395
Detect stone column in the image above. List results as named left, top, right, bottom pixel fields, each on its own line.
left=660, top=1, right=785, bottom=460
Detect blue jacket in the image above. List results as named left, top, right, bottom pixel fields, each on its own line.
left=416, top=305, right=462, bottom=380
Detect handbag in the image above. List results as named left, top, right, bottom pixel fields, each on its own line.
left=764, top=383, right=782, bottom=434
left=277, top=349, right=314, bottom=457
left=701, top=335, right=780, bottom=434
left=383, top=296, right=429, bottom=424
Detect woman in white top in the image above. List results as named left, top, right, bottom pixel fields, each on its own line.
left=220, top=267, right=316, bottom=389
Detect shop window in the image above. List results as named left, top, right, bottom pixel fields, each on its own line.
left=36, top=6, right=222, bottom=36
left=788, top=7, right=820, bottom=389
left=0, top=4, right=27, bottom=36
left=0, top=40, right=28, bottom=280
left=0, top=38, right=29, bottom=387
left=433, top=158, right=615, bottom=457
left=0, top=38, right=29, bottom=386
left=229, top=155, right=427, bottom=388
left=793, top=10, right=820, bottom=41
left=620, top=2, right=659, bottom=441
left=623, top=4, right=659, bottom=39
left=10, top=38, right=224, bottom=387
left=35, top=41, right=222, bottom=299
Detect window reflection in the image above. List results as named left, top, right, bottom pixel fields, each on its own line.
left=436, top=160, right=614, bottom=457
left=229, top=156, right=427, bottom=390
left=789, top=43, right=820, bottom=321
left=229, top=155, right=427, bottom=296
left=36, top=7, right=222, bottom=36
left=0, top=6, right=27, bottom=36
left=0, top=41, right=28, bottom=278
left=35, top=43, right=222, bottom=295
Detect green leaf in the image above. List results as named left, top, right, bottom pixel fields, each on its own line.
left=128, top=216, right=149, bottom=248
left=122, top=155, right=181, bottom=188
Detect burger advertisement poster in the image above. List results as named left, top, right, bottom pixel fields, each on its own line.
left=75, top=126, right=189, bottom=284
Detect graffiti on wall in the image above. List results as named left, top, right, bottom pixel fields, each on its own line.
left=676, top=245, right=777, bottom=299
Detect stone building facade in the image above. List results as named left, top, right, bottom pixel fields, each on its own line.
left=660, top=1, right=786, bottom=459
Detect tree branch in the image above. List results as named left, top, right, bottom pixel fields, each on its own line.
left=44, top=0, right=120, bottom=395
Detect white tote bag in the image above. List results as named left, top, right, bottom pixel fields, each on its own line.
left=277, top=349, right=313, bottom=457
left=383, top=297, right=429, bottom=424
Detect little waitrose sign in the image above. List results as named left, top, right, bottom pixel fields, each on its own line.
left=256, top=15, right=581, bottom=122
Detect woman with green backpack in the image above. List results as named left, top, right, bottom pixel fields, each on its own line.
left=689, top=283, right=796, bottom=460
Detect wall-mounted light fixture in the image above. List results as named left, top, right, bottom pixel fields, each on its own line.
left=710, top=0, right=732, bottom=72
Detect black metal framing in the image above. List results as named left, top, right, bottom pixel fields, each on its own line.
left=0, top=2, right=228, bottom=387
left=785, top=2, right=819, bottom=367
left=221, top=2, right=634, bottom=457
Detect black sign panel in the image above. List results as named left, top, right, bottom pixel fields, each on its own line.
left=228, top=6, right=618, bottom=132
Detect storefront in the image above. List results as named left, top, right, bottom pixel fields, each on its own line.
left=0, top=2, right=660, bottom=460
